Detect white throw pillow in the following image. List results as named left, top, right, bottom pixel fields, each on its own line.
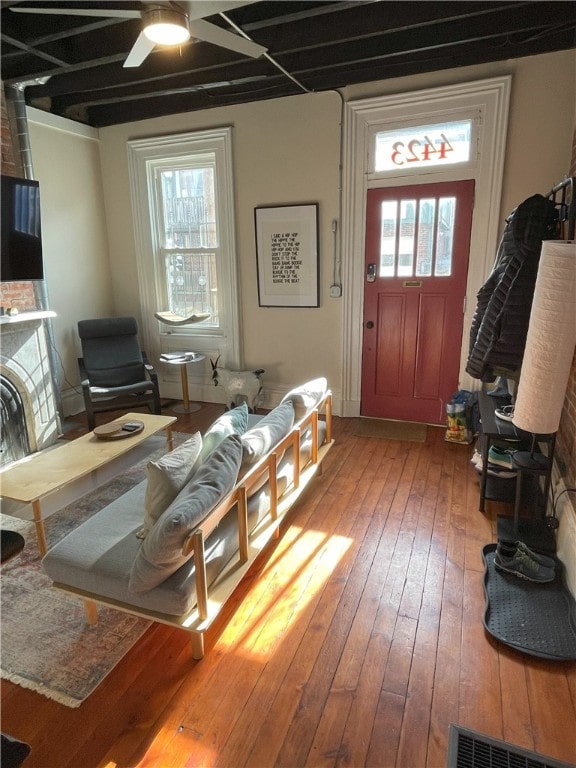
left=198, top=402, right=249, bottom=462
left=138, top=432, right=203, bottom=539
left=280, top=377, right=328, bottom=421
left=240, top=399, right=294, bottom=467
left=129, top=434, right=243, bottom=593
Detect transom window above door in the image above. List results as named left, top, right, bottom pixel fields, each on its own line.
left=378, top=195, right=456, bottom=277
left=374, top=119, right=472, bottom=173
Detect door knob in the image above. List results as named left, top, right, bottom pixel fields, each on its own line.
left=365, top=321, right=374, bottom=329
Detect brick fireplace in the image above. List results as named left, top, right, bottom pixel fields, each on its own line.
left=0, top=311, right=59, bottom=467
left=1, top=82, right=61, bottom=469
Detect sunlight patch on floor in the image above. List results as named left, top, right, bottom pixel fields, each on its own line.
left=218, top=525, right=352, bottom=662
left=137, top=723, right=217, bottom=768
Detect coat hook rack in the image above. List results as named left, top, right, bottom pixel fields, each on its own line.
left=546, top=176, right=575, bottom=240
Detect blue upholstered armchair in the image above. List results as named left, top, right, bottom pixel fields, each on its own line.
left=77, top=316, right=161, bottom=430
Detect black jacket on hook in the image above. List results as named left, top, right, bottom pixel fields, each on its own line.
left=466, top=194, right=557, bottom=382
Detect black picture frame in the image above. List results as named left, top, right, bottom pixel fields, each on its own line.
left=255, top=203, right=319, bottom=307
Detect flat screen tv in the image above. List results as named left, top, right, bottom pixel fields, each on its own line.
left=1, top=175, right=44, bottom=281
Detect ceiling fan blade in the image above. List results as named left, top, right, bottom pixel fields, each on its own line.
left=189, top=18, right=266, bottom=57
left=182, top=1, right=259, bottom=22
left=10, top=7, right=140, bottom=18
left=123, top=31, right=156, bottom=68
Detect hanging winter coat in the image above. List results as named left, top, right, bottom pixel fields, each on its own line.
left=466, top=194, right=557, bottom=382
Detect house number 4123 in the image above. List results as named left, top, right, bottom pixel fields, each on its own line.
left=390, top=133, right=454, bottom=166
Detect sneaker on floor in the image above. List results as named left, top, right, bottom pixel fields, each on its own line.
left=494, top=544, right=555, bottom=583
left=470, top=450, right=482, bottom=470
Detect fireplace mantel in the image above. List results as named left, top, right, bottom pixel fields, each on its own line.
left=0, top=310, right=56, bottom=326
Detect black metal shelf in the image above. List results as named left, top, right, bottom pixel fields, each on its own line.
left=484, top=473, right=540, bottom=507
left=477, top=391, right=551, bottom=517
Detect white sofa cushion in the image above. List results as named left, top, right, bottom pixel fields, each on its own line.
left=137, top=405, right=247, bottom=540
left=198, top=402, right=248, bottom=462
left=240, top=400, right=294, bottom=469
left=129, top=434, right=243, bottom=593
left=281, top=377, right=327, bottom=421
left=138, top=432, right=203, bottom=539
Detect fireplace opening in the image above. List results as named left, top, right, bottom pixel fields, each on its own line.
left=1, top=375, right=30, bottom=467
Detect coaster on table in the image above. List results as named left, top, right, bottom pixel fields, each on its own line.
left=93, top=420, right=144, bottom=440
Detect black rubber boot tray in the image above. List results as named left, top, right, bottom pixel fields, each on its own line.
left=482, top=543, right=576, bottom=660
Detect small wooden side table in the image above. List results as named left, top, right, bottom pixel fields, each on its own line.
left=161, top=352, right=206, bottom=413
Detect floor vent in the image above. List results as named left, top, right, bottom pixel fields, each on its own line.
left=447, top=725, right=575, bottom=768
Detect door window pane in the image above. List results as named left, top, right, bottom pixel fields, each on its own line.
left=415, top=199, right=435, bottom=276
left=435, top=197, right=456, bottom=276
left=398, top=200, right=416, bottom=276
left=379, top=200, right=397, bottom=276
left=377, top=194, right=455, bottom=278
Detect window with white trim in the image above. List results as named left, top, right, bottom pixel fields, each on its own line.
left=155, top=160, right=219, bottom=324
left=128, top=127, right=240, bottom=364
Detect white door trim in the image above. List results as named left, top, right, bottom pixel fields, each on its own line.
left=340, top=76, right=511, bottom=417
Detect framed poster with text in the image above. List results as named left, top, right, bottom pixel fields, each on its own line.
left=255, top=204, right=319, bottom=307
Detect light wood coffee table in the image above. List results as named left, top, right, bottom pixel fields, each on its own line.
left=0, top=412, right=176, bottom=556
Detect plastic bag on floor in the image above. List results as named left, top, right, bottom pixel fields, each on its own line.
left=445, top=390, right=476, bottom=444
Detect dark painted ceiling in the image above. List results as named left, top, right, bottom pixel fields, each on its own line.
left=1, top=1, right=575, bottom=128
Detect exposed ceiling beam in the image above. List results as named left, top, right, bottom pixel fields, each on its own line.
left=1, top=0, right=574, bottom=127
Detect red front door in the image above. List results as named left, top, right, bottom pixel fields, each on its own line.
left=361, top=180, right=474, bottom=424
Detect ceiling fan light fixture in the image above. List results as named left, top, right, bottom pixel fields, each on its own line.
left=143, top=8, right=190, bottom=46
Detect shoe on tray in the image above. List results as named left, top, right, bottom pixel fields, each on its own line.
left=499, top=540, right=556, bottom=569
left=495, top=542, right=555, bottom=583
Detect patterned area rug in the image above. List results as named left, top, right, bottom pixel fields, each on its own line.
left=1, top=432, right=187, bottom=708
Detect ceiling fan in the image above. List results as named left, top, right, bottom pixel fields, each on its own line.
left=11, top=1, right=267, bottom=68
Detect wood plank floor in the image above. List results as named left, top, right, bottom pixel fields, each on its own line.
left=2, top=404, right=576, bottom=768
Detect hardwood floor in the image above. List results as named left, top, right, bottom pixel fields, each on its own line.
left=2, top=404, right=575, bottom=768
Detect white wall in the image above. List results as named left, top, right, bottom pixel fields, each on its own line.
left=98, top=50, right=574, bottom=409
left=499, top=51, right=575, bottom=218
left=27, top=49, right=575, bottom=414
left=343, top=50, right=575, bottom=227
left=98, top=91, right=343, bottom=402
left=27, top=110, right=113, bottom=416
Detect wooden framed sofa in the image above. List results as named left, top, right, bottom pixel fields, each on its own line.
left=42, top=379, right=333, bottom=659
